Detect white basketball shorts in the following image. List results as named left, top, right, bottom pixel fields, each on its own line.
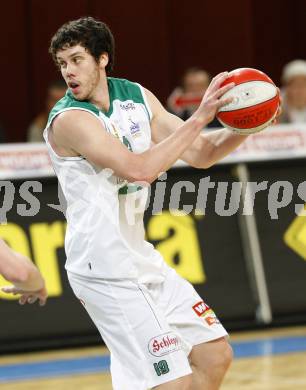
left=68, top=266, right=228, bottom=389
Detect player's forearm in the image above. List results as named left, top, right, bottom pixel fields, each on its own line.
left=194, top=128, right=248, bottom=168
left=137, top=116, right=204, bottom=183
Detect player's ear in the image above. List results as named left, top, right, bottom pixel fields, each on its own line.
left=99, top=52, right=109, bottom=70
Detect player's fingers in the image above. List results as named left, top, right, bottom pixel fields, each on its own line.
left=208, top=72, right=229, bottom=91
left=276, top=103, right=282, bottom=117
left=217, top=96, right=234, bottom=109
left=271, top=108, right=279, bottom=125
left=39, top=296, right=47, bottom=306
left=28, top=296, right=38, bottom=304
left=210, top=72, right=230, bottom=91
left=2, top=286, right=22, bottom=295
left=212, top=71, right=228, bottom=82
left=19, top=294, right=29, bottom=305
left=1, top=286, right=15, bottom=293
left=213, top=82, right=235, bottom=99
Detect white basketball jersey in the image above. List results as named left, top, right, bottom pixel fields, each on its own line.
left=44, top=78, right=166, bottom=283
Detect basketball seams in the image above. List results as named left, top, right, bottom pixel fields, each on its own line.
left=218, top=80, right=278, bottom=113
left=218, top=94, right=279, bottom=114
left=217, top=96, right=279, bottom=132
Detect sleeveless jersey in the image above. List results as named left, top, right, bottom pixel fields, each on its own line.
left=44, top=77, right=167, bottom=283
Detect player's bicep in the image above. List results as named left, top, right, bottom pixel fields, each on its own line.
left=144, top=88, right=205, bottom=166
left=144, top=88, right=184, bottom=143
left=52, top=111, right=142, bottom=181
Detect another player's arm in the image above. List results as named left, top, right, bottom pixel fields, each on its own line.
left=147, top=90, right=249, bottom=169
left=51, top=72, right=234, bottom=183
left=0, top=239, right=47, bottom=305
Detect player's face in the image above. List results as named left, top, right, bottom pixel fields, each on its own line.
left=286, top=76, right=306, bottom=109
left=56, top=45, right=103, bottom=101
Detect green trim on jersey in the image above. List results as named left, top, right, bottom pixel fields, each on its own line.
left=118, top=135, right=142, bottom=195
left=106, top=77, right=149, bottom=118
left=47, top=93, right=100, bottom=126
left=119, top=184, right=143, bottom=195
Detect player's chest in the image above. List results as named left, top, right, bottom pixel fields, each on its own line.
left=106, top=101, right=151, bottom=153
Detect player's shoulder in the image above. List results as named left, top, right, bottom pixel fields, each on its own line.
left=50, top=108, right=101, bottom=147
left=108, top=77, right=145, bottom=104
left=47, top=90, right=100, bottom=126
left=108, top=76, right=139, bottom=89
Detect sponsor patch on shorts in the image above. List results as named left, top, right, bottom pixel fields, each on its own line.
left=192, top=301, right=220, bottom=325
left=148, top=332, right=181, bottom=357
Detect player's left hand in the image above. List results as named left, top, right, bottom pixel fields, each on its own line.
left=1, top=285, right=48, bottom=306
left=272, top=88, right=282, bottom=124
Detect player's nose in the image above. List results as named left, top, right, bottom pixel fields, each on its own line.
left=65, top=62, right=76, bottom=77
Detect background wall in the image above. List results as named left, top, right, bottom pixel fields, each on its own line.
left=1, top=0, right=306, bottom=141
left=2, top=158, right=306, bottom=352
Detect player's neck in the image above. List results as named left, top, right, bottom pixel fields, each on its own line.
left=89, top=76, right=110, bottom=113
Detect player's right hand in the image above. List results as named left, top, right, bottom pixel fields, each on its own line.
left=195, top=72, right=235, bottom=125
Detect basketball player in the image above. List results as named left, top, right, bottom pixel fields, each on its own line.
left=0, top=239, right=47, bottom=306
left=45, top=16, right=255, bottom=390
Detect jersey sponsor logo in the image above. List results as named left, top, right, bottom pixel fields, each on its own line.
left=120, top=102, right=136, bottom=111
left=205, top=315, right=219, bottom=326
left=192, top=301, right=220, bottom=326
left=193, top=301, right=210, bottom=316
left=148, top=332, right=181, bottom=357
left=128, top=118, right=141, bottom=138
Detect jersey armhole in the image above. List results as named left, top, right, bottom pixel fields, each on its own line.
left=136, top=83, right=153, bottom=121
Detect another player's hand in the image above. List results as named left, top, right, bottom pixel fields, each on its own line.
left=195, top=72, right=235, bottom=125
left=2, top=285, right=48, bottom=306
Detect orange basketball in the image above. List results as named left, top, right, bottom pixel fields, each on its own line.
left=217, top=68, right=280, bottom=134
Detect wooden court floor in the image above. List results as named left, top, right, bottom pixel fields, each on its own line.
left=1, top=326, right=306, bottom=389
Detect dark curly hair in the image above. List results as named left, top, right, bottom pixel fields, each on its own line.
left=49, top=16, right=115, bottom=74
